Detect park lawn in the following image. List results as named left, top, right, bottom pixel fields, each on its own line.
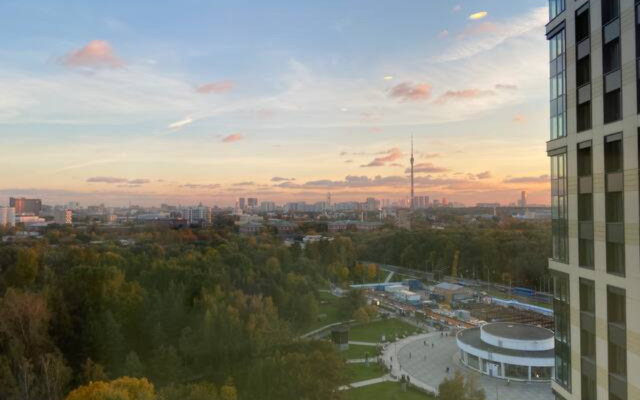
left=299, top=291, right=348, bottom=334
left=340, top=344, right=380, bottom=360
left=347, top=362, right=387, bottom=382
left=349, top=318, right=421, bottom=343
left=344, top=382, right=434, bottom=400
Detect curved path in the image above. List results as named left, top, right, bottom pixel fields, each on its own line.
left=381, top=332, right=554, bottom=400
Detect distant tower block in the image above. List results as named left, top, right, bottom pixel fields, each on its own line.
left=410, top=135, right=415, bottom=210
left=331, top=324, right=349, bottom=351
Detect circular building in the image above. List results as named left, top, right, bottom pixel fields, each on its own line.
left=456, top=322, right=554, bottom=382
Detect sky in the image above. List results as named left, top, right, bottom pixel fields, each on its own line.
left=0, top=0, right=552, bottom=207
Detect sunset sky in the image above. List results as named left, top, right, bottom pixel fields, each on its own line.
left=0, top=0, right=551, bottom=207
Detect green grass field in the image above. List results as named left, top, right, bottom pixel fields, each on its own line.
left=340, top=344, right=381, bottom=360
left=347, top=362, right=387, bottom=382
left=344, top=382, right=434, bottom=400
left=300, top=291, right=348, bottom=334
left=349, top=318, right=421, bottom=343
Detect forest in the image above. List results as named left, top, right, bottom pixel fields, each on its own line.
left=0, top=218, right=549, bottom=399
left=351, top=219, right=551, bottom=288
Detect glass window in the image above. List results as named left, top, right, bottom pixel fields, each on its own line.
left=550, top=30, right=567, bottom=139
left=551, top=152, right=568, bottom=262
left=553, top=271, right=571, bottom=391
left=550, top=0, right=566, bottom=20
left=602, top=0, right=620, bottom=24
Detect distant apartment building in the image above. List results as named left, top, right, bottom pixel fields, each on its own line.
left=238, top=197, right=246, bottom=210
left=182, top=205, right=211, bottom=225
left=9, top=197, right=42, bottom=216
left=260, top=201, right=276, bottom=212
left=518, top=190, right=528, bottom=207
left=364, top=197, right=380, bottom=211
left=414, top=195, right=430, bottom=209
left=53, top=209, right=73, bottom=225
left=546, top=1, right=640, bottom=399
left=327, top=220, right=383, bottom=233
left=239, top=221, right=263, bottom=235
left=247, top=197, right=258, bottom=208
left=16, top=214, right=46, bottom=227
left=0, top=206, right=16, bottom=228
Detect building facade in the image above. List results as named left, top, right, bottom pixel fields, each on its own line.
left=546, top=1, right=640, bottom=399
left=0, top=206, right=16, bottom=228
left=9, top=197, right=42, bottom=216
left=456, top=323, right=555, bottom=382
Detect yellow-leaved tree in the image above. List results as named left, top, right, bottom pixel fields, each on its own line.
left=65, top=377, right=156, bottom=400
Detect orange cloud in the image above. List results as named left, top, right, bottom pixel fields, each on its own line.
left=361, top=148, right=404, bottom=167
left=457, top=22, right=499, bottom=39
left=389, top=82, right=432, bottom=102
left=406, top=163, right=448, bottom=174
left=436, top=89, right=494, bottom=104
left=222, top=133, right=244, bottom=143
left=504, top=175, right=549, bottom=184
left=513, top=114, right=527, bottom=123
left=63, top=40, right=123, bottom=68
left=196, top=81, right=234, bottom=94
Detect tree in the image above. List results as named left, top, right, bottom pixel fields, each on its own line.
left=122, top=352, right=145, bottom=378
left=366, top=263, right=378, bottom=281
left=40, top=352, right=72, bottom=400
left=79, top=358, right=108, bottom=385
left=219, top=379, right=237, bottom=400
left=159, top=382, right=218, bottom=400
left=0, top=288, right=51, bottom=358
left=65, top=377, right=156, bottom=400
left=438, top=371, right=485, bottom=400
left=352, top=307, right=370, bottom=324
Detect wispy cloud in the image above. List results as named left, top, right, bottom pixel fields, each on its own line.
left=504, top=175, right=549, bottom=184
left=436, top=89, right=495, bottom=104
left=222, top=133, right=243, bottom=143
left=62, top=40, right=123, bottom=69
left=87, top=176, right=149, bottom=185
left=388, top=82, right=432, bottom=102
left=513, top=114, right=527, bottom=123
left=168, top=117, right=193, bottom=129
left=361, top=148, right=404, bottom=167
left=181, top=183, right=220, bottom=189
left=406, top=163, right=448, bottom=174
left=476, top=171, right=492, bottom=179
left=469, top=11, right=488, bottom=20
left=196, top=81, right=234, bottom=94
left=271, top=177, right=295, bottom=182
left=420, top=153, right=441, bottom=159
left=232, top=181, right=255, bottom=186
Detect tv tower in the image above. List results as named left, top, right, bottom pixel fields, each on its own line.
left=410, top=135, right=415, bottom=210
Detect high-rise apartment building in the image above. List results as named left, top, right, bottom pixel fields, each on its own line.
left=247, top=198, right=258, bottom=208
left=9, top=197, right=42, bottom=216
left=0, top=206, right=16, bottom=228
left=546, top=1, right=639, bottom=399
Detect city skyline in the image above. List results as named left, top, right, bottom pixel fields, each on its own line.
left=1, top=0, right=550, bottom=206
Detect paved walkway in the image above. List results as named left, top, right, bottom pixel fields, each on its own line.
left=382, top=332, right=554, bottom=400
left=349, top=340, right=378, bottom=346
left=339, top=374, right=394, bottom=391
